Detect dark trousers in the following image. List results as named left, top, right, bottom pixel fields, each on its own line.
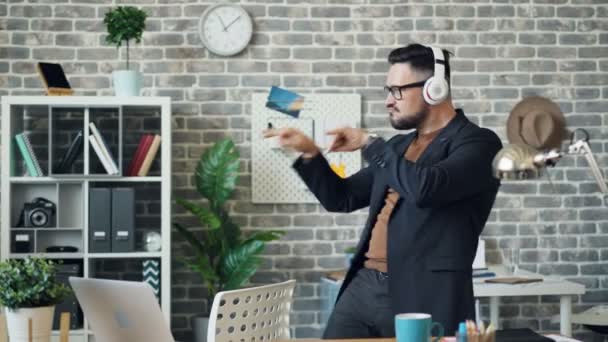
left=322, top=268, right=395, bottom=339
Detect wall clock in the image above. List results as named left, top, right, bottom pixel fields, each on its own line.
left=199, top=4, right=253, bottom=57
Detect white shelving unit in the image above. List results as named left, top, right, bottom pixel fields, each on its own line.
left=1, top=96, right=172, bottom=342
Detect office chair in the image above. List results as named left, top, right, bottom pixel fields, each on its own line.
left=207, top=280, right=296, bottom=342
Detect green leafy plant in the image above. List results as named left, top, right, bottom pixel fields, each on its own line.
left=174, top=139, right=285, bottom=312
left=0, top=257, right=72, bottom=310
left=103, top=6, right=147, bottom=70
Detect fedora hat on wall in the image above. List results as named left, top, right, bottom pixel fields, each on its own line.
left=506, top=96, right=568, bottom=151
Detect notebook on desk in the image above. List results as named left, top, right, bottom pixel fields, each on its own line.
left=485, top=277, right=543, bottom=285
left=496, top=328, right=554, bottom=342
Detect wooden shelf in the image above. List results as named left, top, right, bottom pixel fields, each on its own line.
left=52, top=329, right=87, bottom=336
left=3, top=96, right=170, bottom=107
left=10, top=253, right=84, bottom=259
left=9, top=176, right=162, bottom=183
left=11, top=227, right=82, bottom=231
left=87, top=252, right=162, bottom=259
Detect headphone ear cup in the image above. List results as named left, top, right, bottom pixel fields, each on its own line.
left=423, top=77, right=449, bottom=105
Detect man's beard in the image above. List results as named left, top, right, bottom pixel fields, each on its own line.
left=389, top=106, right=429, bottom=130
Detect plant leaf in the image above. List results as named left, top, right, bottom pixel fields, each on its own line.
left=104, top=6, right=147, bottom=47
left=243, top=230, right=285, bottom=244
left=196, top=138, right=239, bottom=208
left=0, top=258, right=71, bottom=309
left=220, top=241, right=265, bottom=291
left=221, top=213, right=242, bottom=248
left=173, top=223, right=208, bottom=263
left=175, top=198, right=221, bottom=230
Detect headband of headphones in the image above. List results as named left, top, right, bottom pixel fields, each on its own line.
left=429, top=46, right=446, bottom=82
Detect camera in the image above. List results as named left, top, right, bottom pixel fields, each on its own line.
left=19, top=197, right=56, bottom=228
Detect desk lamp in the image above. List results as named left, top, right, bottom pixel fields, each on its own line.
left=490, top=97, right=608, bottom=277
left=492, top=96, right=607, bottom=194
left=493, top=128, right=608, bottom=197
left=492, top=97, right=608, bottom=335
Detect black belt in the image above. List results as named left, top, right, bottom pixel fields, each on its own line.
left=362, top=266, right=389, bottom=278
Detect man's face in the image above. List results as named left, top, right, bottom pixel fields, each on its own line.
left=385, top=63, right=430, bottom=130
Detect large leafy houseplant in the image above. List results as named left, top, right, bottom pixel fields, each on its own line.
left=174, top=139, right=285, bottom=310
left=103, top=6, right=147, bottom=71
left=0, top=257, right=71, bottom=310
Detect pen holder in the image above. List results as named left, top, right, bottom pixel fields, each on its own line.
left=457, top=331, right=496, bottom=342
left=456, top=332, right=480, bottom=342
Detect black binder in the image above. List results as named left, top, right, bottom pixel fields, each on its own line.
left=111, top=188, right=135, bottom=252
left=89, top=188, right=111, bottom=253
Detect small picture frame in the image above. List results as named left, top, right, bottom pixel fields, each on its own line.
left=37, top=62, right=73, bottom=96
left=265, top=86, right=304, bottom=118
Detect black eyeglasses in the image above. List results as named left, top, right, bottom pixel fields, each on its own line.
left=383, top=80, right=427, bottom=100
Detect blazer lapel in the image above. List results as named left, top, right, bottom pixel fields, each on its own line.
left=365, top=110, right=469, bottom=227
left=412, top=109, right=469, bottom=165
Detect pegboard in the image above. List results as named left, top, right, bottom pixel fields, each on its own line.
left=252, top=92, right=361, bottom=203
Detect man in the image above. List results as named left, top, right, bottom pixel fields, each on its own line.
left=264, top=44, right=502, bottom=338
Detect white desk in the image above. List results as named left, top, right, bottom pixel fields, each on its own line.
left=320, top=265, right=586, bottom=337
left=474, top=265, right=586, bottom=337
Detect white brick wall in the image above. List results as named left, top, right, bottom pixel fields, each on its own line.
left=1, top=1, right=608, bottom=340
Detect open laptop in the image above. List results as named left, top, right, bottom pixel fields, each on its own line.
left=69, top=277, right=175, bottom=342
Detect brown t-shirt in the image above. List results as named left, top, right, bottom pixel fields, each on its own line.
left=364, top=129, right=442, bottom=273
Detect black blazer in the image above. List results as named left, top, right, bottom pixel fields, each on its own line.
left=293, top=110, right=502, bottom=334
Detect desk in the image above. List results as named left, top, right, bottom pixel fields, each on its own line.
left=474, top=265, right=585, bottom=337
left=278, top=339, right=395, bottom=342
left=320, top=265, right=585, bottom=337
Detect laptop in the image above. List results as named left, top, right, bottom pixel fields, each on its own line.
left=69, top=277, right=175, bottom=342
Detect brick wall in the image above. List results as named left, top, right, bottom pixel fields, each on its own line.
left=2, top=1, right=608, bottom=341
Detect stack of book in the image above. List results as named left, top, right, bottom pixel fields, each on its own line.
left=89, top=122, right=119, bottom=175
left=14, top=132, right=43, bottom=177
left=126, top=134, right=161, bottom=177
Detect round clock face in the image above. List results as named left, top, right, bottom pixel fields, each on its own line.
left=199, top=4, right=253, bottom=57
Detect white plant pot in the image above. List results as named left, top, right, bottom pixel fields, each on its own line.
left=5, top=306, right=55, bottom=342
left=112, top=70, right=143, bottom=96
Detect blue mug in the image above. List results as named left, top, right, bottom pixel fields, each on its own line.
left=395, top=313, right=444, bottom=342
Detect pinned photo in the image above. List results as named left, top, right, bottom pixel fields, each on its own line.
left=265, top=86, right=305, bottom=118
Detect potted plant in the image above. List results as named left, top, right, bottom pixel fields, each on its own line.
left=103, top=6, right=147, bottom=96
left=0, top=257, right=71, bottom=342
left=173, top=139, right=285, bottom=342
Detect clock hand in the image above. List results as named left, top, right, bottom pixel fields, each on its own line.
left=224, top=15, right=242, bottom=30
left=215, top=13, right=227, bottom=31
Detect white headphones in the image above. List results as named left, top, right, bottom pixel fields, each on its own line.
left=422, top=46, right=450, bottom=105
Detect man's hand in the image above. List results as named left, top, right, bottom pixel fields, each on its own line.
left=327, top=127, right=369, bottom=152
left=263, top=127, right=320, bottom=158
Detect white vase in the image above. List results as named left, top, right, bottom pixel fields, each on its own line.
left=112, top=70, right=143, bottom=96
left=5, top=306, right=55, bottom=342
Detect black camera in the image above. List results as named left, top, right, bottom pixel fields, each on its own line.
left=19, top=197, right=56, bottom=228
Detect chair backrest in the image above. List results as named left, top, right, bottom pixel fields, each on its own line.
left=207, top=280, right=296, bottom=342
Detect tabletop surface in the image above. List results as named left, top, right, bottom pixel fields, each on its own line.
left=324, top=265, right=585, bottom=297
left=473, top=265, right=585, bottom=297
left=277, top=339, right=396, bottom=342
